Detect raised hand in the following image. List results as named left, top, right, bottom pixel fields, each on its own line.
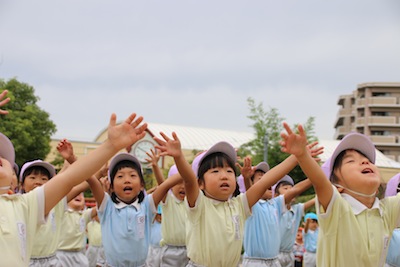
left=107, top=113, right=147, bottom=151
left=0, top=90, right=10, bottom=115
left=145, top=148, right=160, bottom=168
left=307, top=141, right=324, bottom=162
left=154, top=132, right=182, bottom=158
left=236, top=156, right=255, bottom=181
left=280, top=122, right=308, bottom=157
left=57, top=138, right=76, bottom=163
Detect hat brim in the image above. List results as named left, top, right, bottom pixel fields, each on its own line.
left=385, top=173, right=400, bottom=197
left=329, top=133, right=376, bottom=178
left=20, top=160, right=56, bottom=182
left=0, top=133, right=15, bottom=166
left=108, top=153, right=143, bottom=182
left=191, top=141, right=237, bottom=178
left=255, top=162, right=270, bottom=173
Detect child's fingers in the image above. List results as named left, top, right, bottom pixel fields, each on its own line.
left=282, top=122, right=293, bottom=134
left=124, top=113, right=138, bottom=125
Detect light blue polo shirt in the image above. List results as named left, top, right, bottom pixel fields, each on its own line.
left=303, top=228, right=318, bottom=253
left=279, top=203, right=304, bottom=252
left=243, top=195, right=285, bottom=259
left=386, top=229, right=400, bottom=266
left=98, top=193, right=156, bottom=267
left=149, top=220, right=162, bottom=248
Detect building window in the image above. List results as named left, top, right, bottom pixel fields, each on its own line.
left=372, top=112, right=388, bottom=116
left=372, top=92, right=389, bottom=97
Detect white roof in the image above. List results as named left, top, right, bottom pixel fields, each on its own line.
left=147, top=123, right=255, bottom=150
left=147, top=123, right=400, bottom=169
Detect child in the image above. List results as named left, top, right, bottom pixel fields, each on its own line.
left=0, top=111, right=148, bottom=266
left=239, top=156, right=315, bottom=267
left=146, top=148, right=189, bottom=267
left=384, top=173, right=400, bottom=267
left=274, top=175, right=315, bottom=267
left=145, top=204, right=163, bottom=267
left=87, top=151, right=183, bottom=267
left=293, top=227, right=305, bottom=267
left=86, top=214, right=106, bottom=267
left=280, top=123, right=400, bottom=267
left=155, top=132, right=302, bottom=267
left=303, top=212, right=318, bottom=267
left=56, top=192, right=94, bottom=266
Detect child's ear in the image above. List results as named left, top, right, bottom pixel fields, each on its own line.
left=198, top=179, right=205, bottom=190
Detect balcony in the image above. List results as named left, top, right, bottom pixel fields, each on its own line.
left=357, top=97, right=399, bottom=107
left=356, top=116, right=398, bottom=126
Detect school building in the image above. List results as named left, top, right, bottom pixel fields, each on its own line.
left=45, top=122, right=400, bottom=184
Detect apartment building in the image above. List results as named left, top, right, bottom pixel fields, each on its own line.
left=334, top=82, right=400, bottom=162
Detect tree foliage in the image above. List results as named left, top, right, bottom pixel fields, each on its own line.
left=238, top=97, right=318, bottom=193
left=0, top=78, right=57, bottom=167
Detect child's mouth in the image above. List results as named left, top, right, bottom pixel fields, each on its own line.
left=220, top=183, right=229, bottom=188
left=123, top=186, right=133, bottom=192
left=362, top=168, right=373, bottom=174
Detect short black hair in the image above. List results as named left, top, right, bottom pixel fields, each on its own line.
left=109, top=160, right=145, bottom=204
left=197, top=152, right=240, bottom=197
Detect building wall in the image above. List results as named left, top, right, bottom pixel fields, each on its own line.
left=334, top=82, right=400, bottom=162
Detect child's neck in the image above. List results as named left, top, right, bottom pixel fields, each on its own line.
left=345, top=190, right=376, bottom=209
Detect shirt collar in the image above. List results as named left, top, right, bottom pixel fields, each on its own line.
left=114, top=197, right=141, bottom=210
left=170, top=191, right=183, bottom=203
left=341, top=193, right=382, bottom=216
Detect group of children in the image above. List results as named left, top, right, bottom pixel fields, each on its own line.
left=1, top=89, right=400, bottom=267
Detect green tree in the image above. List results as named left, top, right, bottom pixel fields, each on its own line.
left=238, top=97, right=318, bottom=194
left=0, top=78, right=57, bottom=167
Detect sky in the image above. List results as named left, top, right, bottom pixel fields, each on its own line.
left=0, top=0, right=399, bottom=142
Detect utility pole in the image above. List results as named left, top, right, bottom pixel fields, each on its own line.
left=263, top=132, right=268, bottom=163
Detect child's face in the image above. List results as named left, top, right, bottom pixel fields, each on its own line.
left=334, top=150, right=380, bottom=195
left=296, top=229, right=303, bottom=241
left=200, top=164, right=236, bottom=201
left=0, top=157, right=14, bottom=189
left=68, top=192, right=85, bottom=211
left=171, top=180, right=186, bottom=201
left=277, top=184, right=293, bottom=196
left=308, top=219, right=319, bottom=230
left=112, top=167, right=143, bottom=203
left=22, top=172, right=50, bottom=193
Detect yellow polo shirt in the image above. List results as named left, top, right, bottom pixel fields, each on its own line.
left=31, top=198, right=66, bottom=257
left=316, top=185, right=400, bottom=267
left=186, top=191, right=250, bottom=267
left=87, top=219, right=102, bottom=247
left=58, top=208, right=92, bottom=250
left=160, top=191, right=187, bottom=246
left=0, top=187, right=45, bottom=266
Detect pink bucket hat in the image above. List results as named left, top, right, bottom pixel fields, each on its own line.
left=168, top=164, right=178, bottom=178
left=191, top=141, right=237, bottom=178
left=19, top=160, right=56, bottom=182
left=385, top=173, right=400, bottom=197
left=0, top=132, right=15, bottom=166
left=272, top=175, right=294, bottom=195
left=330, top=132, right=375, bottom=178
left=108, top=152, right=143, bottom=182
left=255, top=162, right=270, bottom=173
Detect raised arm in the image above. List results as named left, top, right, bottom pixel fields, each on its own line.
left=246, top=155, right=298, bottom=208
left=152, top=173, right=184, bottom=207
left=145, top=148, right=165, bottom=186
left=43, top=113, right=147, bottom=215
left=280, top=123, right=332, bottom=210
left=155, top=132, right=199, bottom=207
left=283, top=178, right=312, bottom=205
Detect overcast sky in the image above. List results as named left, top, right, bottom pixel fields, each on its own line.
left=1, top=0, right=399, bottom=142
